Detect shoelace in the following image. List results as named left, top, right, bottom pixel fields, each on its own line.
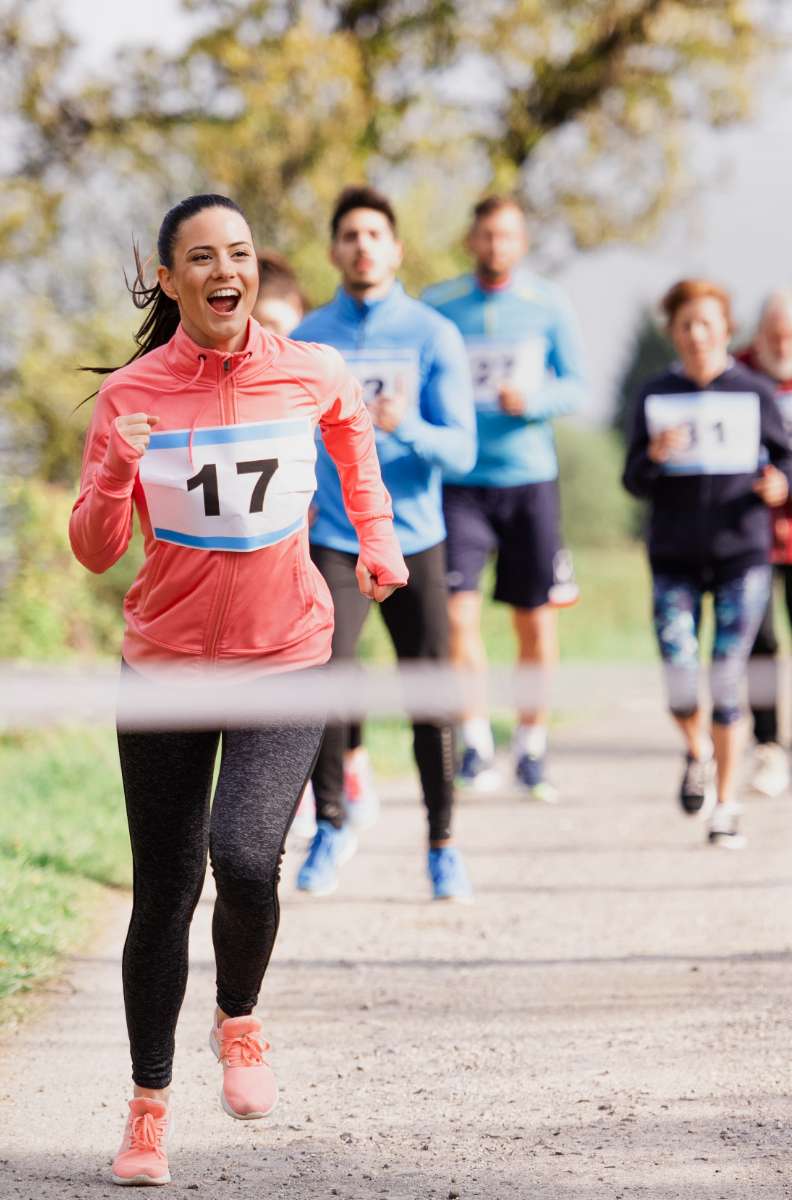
left=221, top=1031, right=271, bottom=1068
left=129, top=1112, right=167, bottom=1159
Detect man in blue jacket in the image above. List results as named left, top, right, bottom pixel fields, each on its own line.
left=291, top=184, right=477, bottom=900
left=423, top=196, right=586, bottom=800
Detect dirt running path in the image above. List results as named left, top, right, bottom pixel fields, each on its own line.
left=2, top=697, right=791, bottom=1199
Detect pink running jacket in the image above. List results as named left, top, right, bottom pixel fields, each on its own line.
left=70, top=320, right=408, bottom=674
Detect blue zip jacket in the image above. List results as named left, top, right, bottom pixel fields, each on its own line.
left=291, top=283, right=476, bottom=555
left=422, top=272, right=586, bottom=486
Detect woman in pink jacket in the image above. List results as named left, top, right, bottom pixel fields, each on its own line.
left=70, top=193, right=407, bottom=1187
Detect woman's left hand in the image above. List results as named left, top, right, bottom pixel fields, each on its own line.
left=355, top=560, right=399, bottom=603
left=753, top=464, right=789, bottom=507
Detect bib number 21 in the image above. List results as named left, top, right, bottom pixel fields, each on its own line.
left=186, top=458, right=279, bottom=516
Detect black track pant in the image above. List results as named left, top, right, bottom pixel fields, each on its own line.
left=117, top=715, right=324, bottom=1089
left=749, top=565, right=792, bottom=744
left=310, top=541, right=455, bottom=843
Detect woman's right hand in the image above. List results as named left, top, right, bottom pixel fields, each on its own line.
left=114, top=412, right=160, bottom=455
left=648, top=426, right=690, bottom=463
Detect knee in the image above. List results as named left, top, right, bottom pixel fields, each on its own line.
left=212, top=844, right=283, bottom=908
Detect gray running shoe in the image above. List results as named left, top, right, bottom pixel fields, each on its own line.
left=679, top=753, right=716, bottom=817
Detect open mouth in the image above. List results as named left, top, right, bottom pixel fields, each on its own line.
left=207, top=288, right=242, bottom=315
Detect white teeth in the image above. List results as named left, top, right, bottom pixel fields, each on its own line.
left=208, top=288, right=241, bottom=300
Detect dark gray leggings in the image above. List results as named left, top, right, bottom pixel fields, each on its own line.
left=117, top=719, right=324, bottom=1089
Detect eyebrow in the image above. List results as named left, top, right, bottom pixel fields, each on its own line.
left=186, top=241, right=252, bottom=253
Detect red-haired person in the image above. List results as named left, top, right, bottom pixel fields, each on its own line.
left=623, top=279, right=792, bottom=847
left=70, top=194, right=406, bottom=1186
left=738, top=290, right=792, bottom=797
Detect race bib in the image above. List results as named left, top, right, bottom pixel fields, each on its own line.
left=342, top=348, right=420, bottom=411
left=466, top=338, right=547, bottom=410
left=645, top=392, right=760, bottom=475
left=138, top=418, right=316, bottom=551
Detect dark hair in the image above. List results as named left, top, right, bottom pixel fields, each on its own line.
left=471, top=195, right=525, bottom=226
left=81, top=194, right=247, bottom=396
left=330, top=185, right=397, bottom=238
left=661, top=278, right=734, bottom=333
left=256, top=248, right=308, bottom=313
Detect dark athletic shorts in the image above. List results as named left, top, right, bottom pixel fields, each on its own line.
left=442, top=480, right=561, bottom=610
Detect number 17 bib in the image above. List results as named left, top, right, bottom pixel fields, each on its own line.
left=138, top=418, right=316, bottom=551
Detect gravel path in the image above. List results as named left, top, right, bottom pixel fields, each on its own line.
left=2, top=697, right=791, bottom=1199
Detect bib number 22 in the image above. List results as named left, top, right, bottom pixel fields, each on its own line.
left=186, top=458, right=279, bottom=516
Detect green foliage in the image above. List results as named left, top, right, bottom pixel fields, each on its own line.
left=555, top=421, right=641, bottom=547
left=0, top=479, right=140, bottom=660
left=613, top=309, right=675, bottom=438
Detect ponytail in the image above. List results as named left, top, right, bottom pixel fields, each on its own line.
left=79, top=192, right=246, bottom=403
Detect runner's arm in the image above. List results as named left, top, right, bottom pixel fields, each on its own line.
left=384, top=319, right=476, bottom=472
left=519, top=293, right=586, bottom=422
left=318, top=350, right=408, bottom=588
left=622, top=389, right=663, bottom=498
left=69, top=387, right=142, bottom=572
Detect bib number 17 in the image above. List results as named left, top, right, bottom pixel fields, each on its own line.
left=186, top=458, right=279, bottom=516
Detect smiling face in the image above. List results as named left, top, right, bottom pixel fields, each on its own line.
left=157, top=206, right=259, bottom=351
left=330, top=208, right=402, bottom=297
left=669, top=296, right=732, bottom=385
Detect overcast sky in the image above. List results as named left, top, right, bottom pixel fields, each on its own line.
left=60, top=0, right=792, bottom=420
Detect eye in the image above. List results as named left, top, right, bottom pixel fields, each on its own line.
left=233, top=249, right=250, bottom=258
left=190, top=253, right=211, bottom=262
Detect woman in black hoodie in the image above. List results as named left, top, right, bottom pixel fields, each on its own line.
left=623, top=279, right=792, bottom=847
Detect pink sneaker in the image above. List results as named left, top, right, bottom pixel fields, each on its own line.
left=111, top=1097, right=171, bottom=1186
left=209, top=1015, right=278, bottom=1120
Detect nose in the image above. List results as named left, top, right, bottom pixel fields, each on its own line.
left=213, top=254, right=236, bottom=278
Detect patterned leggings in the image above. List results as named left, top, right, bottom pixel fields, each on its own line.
left=652, top=565, right=772, bottom=726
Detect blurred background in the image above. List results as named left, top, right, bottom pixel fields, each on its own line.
left=2, top=0, right=792, bottom=1005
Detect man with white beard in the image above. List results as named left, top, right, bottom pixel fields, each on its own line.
left=738, top=291, right=792, bottom=796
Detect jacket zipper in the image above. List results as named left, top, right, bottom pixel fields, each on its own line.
left=204, top=357, right=238, bottom=661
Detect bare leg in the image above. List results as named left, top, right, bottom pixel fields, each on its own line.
left=672, top=709, right=709, bottom=761
left=448, top=591, right=487, bottom=719
left=711, top=721, right=744, bottom=806
left=513, top=604, right=558, bottom=727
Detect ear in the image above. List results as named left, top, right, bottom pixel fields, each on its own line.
left=393, top=239, right=404, bottom=271
left=328, top=241, right=340, bottom=272
left=157, top=264, right=179, bottom=302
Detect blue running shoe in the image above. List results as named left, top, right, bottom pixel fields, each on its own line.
left=457, top=747, right=501, bottom=793
left=427, top=846, right=473, bottom=903
left=515, top=754, right=559, bottom=803
left=296, top=821, right=358, bottom=896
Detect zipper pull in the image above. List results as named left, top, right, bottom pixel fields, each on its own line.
left=223, top=358, right=231, bottom=372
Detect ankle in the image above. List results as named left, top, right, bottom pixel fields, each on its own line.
left=133, top=1085, right=170, bottom=1105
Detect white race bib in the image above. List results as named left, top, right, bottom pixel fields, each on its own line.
left=139, top=418, right=316, bottom=551
left=645, top=392, right=760, bottom=475
left=342, top=348, right=420, bottom=411
left=466, top=338, right=546, bottom=410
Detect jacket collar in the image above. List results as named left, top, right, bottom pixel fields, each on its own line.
left=163, top=319, right=277, bottom=386
left=333, top=281, right=405, bottom=323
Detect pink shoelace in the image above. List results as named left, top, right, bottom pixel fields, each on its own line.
left=129, top=1112, right=167, bottom=1159
left=220, top=1030, right=271, bottom=1068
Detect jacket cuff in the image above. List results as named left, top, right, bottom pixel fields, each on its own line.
left=98, top=423, right=143, bottom=492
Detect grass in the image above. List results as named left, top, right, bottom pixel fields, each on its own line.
left=0, top=538, right=658, bottom=1019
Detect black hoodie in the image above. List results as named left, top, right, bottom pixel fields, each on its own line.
left=622, top=361, right=792, bottom=579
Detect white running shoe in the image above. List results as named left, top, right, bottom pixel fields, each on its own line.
left=707, top=802, right=746, bottom=849
left=750, top=742, right=789, bottom=798
left=290, top=782, right=318, bottom=841
left=343, top=750, right=380, bottom=829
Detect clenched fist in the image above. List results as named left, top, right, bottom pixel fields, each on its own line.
left=114, top=412, right=160, bottom=455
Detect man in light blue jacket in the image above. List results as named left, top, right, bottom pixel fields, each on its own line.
left=424, top=196, right=586, bottom=799
left=292, top=185, right=476, bottom=900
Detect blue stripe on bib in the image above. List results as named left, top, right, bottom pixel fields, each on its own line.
left=148, top=420, right=310, bottom=450
left=153, top=513, right=306, bottom=550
